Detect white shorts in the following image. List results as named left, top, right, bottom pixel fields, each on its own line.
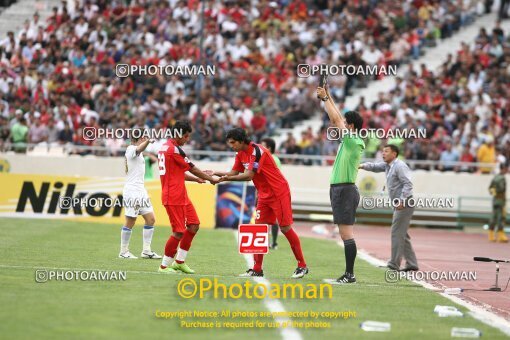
left=122, top=188, right=153, bottom=217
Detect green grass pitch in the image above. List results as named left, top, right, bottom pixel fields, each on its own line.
left=0, top=218, right=507, bottom=339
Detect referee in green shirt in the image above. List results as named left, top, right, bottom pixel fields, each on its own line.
left=317, top=85, right=365, bottom=284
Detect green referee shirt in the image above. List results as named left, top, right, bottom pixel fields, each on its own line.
left=273, top=154, right=281, bottom=169
left=330, top=135, right=365, bottom=184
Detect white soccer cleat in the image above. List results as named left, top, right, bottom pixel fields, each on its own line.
left=140, top=250, right=162, bottom=259
left=119, top=251, right=138, bottom=259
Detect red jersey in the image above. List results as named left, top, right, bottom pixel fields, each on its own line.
left=158, top=139, right=194, bottom=206
left=232, top=142, right=290, bottom=201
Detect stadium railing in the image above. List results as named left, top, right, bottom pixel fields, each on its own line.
left=2, top=143, right=502, bottom=230
left=0, top=143, right=497, bottom=173
left=294, top=193, right=506, bottom=230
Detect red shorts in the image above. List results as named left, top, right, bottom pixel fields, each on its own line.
left=164, top=203, right=200, bottom=233
left=255, top=194, right=293, bottom=227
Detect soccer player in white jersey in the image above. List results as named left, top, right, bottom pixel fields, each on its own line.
left=119, top=135, right=162, bottom=259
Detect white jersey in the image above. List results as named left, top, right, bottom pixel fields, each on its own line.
left=124, top=145, right=145, bottom=192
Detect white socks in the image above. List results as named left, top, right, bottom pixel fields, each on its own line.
left=120, top=226, right=132, bottom=253
left=161, top=256, right=173, bottom=267
left=143, top=225, right=154, bottom=252
left=175, top=248, right=188, bottom=263
left=121, top=225, right=156, bottom=254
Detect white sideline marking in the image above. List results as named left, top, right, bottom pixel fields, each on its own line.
left=234, top=232, right=302, bottom=340
left=0, top=264, right=255, bottom=279
left=337, top=241, right=510, bottom=336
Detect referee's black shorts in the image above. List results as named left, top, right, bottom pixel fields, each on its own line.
left=330, top=183, right=360, bottom=225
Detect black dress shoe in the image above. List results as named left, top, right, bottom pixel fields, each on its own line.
left=387, top=264, right=400, bottom=271
left=402, top=266, right=419, bottom=272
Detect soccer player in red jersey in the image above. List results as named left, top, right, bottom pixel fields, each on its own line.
left=157, top=120, right=218, bottom=274
left=213, top=128, right=308, bottom=278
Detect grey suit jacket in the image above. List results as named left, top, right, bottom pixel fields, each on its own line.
left=362, top=159, right=413, bottom=200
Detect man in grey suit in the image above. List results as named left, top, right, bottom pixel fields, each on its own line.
left=359, top=144, right=419, bottom=271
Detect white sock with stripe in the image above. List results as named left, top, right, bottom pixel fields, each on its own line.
left=120, top=226, right=132, bottom=253
left=142, top=225, right=154, bottom=252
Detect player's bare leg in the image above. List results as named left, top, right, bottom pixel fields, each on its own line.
left=280, top=225, right=309, bottom=279
left=172, top=224, right=199, bottom=274
left=140, top=212, right=162, bottom=259
left=119, top=217, right=137, bottom=259
left=335, top=225, right=357, bottom=284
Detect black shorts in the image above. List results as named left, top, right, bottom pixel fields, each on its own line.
left=330, top=183, right=360, bottom=225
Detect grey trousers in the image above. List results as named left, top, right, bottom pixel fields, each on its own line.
left=388, top=206, right=418, bottom=269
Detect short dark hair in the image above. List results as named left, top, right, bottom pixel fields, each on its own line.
left=261, top=137, right=276, bottom=153
left=384, top=144, right=399, bottom=156
left=226, top=127, right=250, bottom=144
left=172, top=120, right=192, bottom=137
left=130, top=129, right=142, bottom=143
left=344, top=111, right=363, bottom=131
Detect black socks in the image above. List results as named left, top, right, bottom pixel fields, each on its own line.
left=271, top=224, right=279, bottom=246
left=344, top=238, right=357, bottom=274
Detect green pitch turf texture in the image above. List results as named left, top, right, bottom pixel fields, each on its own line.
left=0, top=218, right=506, bottom=339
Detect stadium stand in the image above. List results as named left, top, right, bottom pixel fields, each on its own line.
left=0, top=0, right=502, bottom=174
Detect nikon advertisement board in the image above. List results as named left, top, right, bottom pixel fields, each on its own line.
left=0, top=174, right=216, bottom=227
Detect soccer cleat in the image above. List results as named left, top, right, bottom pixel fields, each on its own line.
left=141, top=250, right=162, bottom=259
left=489, top=230, right=496, bottom=242
left=291, top=267, right=309, bottom=279
left=158, top=266, right=178, bottom=274
left=172, top=261, right=195, bottom=274
left=270, top=244, right=278, bottom=250
left=239, top=269, right=264, bottom=277
left=335, top=272, right=356, bottom=284
left=497, top=230, right=509, bottom=243
left=118, top=251, right=138, bottom=259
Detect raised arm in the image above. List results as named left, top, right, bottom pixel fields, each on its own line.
left=136, top=138, right=152, bottom=155
left=317, top=86, right=346, bottom=129
left=359, top=162, right=387, bottom=173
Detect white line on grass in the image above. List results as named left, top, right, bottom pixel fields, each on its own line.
left=336, top=241, right=510, bottom=336
left=234, top=232, right=302, bottom=340
left=0, top=264, right=256, bottom=279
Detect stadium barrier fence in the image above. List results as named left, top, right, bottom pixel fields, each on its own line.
left=0, top=143, right=497, bottom=172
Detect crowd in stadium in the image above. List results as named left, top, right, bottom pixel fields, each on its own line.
left=358, top=22, right=510, bottom=174
left=0, top=0, right=505, bottom=172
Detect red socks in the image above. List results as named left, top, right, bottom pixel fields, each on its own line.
left=179, top=229, right=196, bottom=251
left=164, top=236, right=180, bottom=259
left=253, top=254, right=264, bottom=272
left=252, top=228, right=306, bottom=272
left=283, top=228, right=306, bottom=268
left=175, top=229, right=196, bottom=264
